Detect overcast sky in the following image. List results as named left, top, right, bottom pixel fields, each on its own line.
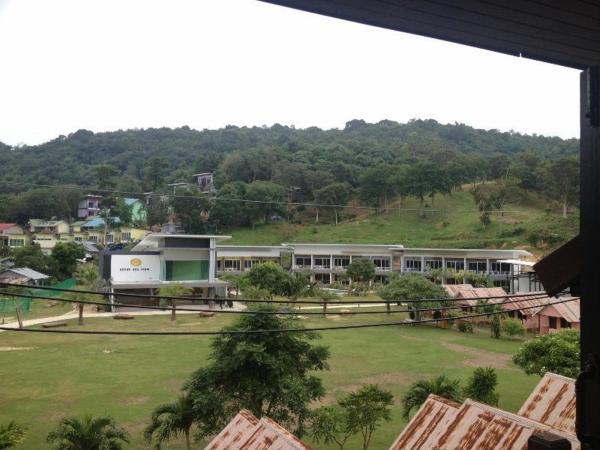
left=0, top=0, right=581, bottom=146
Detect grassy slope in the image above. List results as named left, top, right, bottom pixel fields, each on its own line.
left=0, top=309, right=540, bottom=449
left=227, top=190, right=578, bottom=256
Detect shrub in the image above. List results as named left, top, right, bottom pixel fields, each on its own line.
left=513, top=330, right=580, bottom=377
left=490, top=314, right=501, bottom=339
left=502, top=318, right=525, bottom=338
left=463, top=367, right=499, bottom=406
left=457, top=320, right=474, bottom=333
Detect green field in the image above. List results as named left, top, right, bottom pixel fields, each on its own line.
left=0, top=307, right=541, bottom=449
left=227, top=190, right=578, bottom=255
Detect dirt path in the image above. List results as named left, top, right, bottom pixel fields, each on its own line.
left=441, top=342, right=512, bottom=369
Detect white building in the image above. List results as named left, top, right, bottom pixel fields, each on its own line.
left=101, top=234, right=231, bottom=305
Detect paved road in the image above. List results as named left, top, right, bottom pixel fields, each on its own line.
left=0, top=302, right=247, bottom=331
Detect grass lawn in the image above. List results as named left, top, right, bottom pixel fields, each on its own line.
left=0, top=308, right=540, bottom=449
left=226, top=190, right=578, bottom=256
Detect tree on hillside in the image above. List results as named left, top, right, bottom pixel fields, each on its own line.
left=207, top=182, right=251, bottom=231
left=145, top=395, right=196, bottom=450
left=314, top=182, right=352, bottom=224
left=513, top=329, right=580, bottom=377
left=51, top=242, right=85, bottom=279
left=144, top=157, right=169, bottom=191
left=545, top=157, right=579, bottom=218
left=245, top=181, right=285, bottom=224
left=402, top=375, right=462, bottom=418
left=0, top=422, right=26, bottom=449
left=463, top=367, right=499, bottom=406
left=94, top=164, right=117, bottom=190
left=171, top=189, right=210, bottom=234
left=377, top=273, right=449, bottom=320
left=358, top=166, right=395, bottom=211
left=112, top=198, right=133, bottom=226
left=185, top=306, right=330, bottom=437
left=471, top=182, right=508, bottom=229
left=146, top=196, right=170, bottom=228
left=47, top=415, right=129, bottom=450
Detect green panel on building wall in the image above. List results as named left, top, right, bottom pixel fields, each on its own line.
left=165, top=260, right=209, bottom=281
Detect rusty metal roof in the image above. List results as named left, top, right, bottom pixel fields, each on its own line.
left=204, top=410, right=314, bottom=450
left=390, top=396, right=580, bottom=450
left=519, top=373, right=577, bottom=436
left=391, top=373, right=580, bottom=450
left=389, top=395, right=460, bottom=450
left=442, top=284, right=474, bottom=298
left=455, top=287, right=507, bottom=307
left=536, top=298, right=580, bottom=324
left=499, top=295, right=551, bottom=317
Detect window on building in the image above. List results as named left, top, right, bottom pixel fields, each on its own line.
left=295, top=256, right=311, bottom=268
left=314, top=273, right=331, bottom=284
left=313, top=256, right=331, bottom=269
left=74, top=237, right=83, bottom=242
left=425, top=259, right=443, bottom=270
left=446, top=259, right=465, bottom=271
left=333, top=256, right=350, bottom=269
left=105, top=234, right=113, bottom=243
left=121, top=232, right=131, bottom=241
left=165, top=260, right=209, bottom=281
left=490, top=262, right=511, bottom=274
left=560, top=318, right=570, bottom=329
left=223, top=259, right=241, bottom=271
left=372, top=257, right=390, bottom=271
left=244, top=259, right=259, bottom=270
left=88, top=235, right=97, bottom=242
left=9, top=239, right=24, bottom=247
left=549, top=316, right=558, bottom=329
left=404, top=258, right=422, bottom=272
left=468, top=260, right=487, bottom=273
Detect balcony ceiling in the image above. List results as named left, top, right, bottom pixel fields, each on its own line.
left=260, top=0, right=600, bottom=69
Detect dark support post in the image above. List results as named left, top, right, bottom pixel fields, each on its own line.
left=528, top=431, right=571, bottom=450
left=578, top=67, right=600, bottom=449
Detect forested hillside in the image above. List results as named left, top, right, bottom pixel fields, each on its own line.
left=0, top=119, right=579, bottom=243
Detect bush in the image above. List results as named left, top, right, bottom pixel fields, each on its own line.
left=242, top=286, right=271, bottom=300
left=502, top=318, right=525, bottom=338
left=463, top=367, right=499, bottom=406
left=457, top=320, right=474, bottom=333
left=513, top=330, right=580, bottom=377
left=490, top=314, right=501, bottom=339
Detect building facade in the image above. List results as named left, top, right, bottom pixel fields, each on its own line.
left=101, top=234, right=230, bottom=306
left=0, top=223, right=29, bottom=249
left=77, top=195, right=102, bottom=219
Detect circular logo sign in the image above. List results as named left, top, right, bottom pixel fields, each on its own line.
left=130, top=258, right=142, bottom=267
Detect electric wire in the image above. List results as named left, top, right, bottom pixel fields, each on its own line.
left=0, top=289, right=552, bottom=316
left=0, top=297, right=578, bottom=336
left=0, top=282, right=549, bottom=305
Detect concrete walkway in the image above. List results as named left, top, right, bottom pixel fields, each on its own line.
left=0, top=302, right=247, bottom=331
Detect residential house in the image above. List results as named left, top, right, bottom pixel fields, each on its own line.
left=536, top=298, right=580, bottom=335
left=123, top=198, right=147, bottom=223
left=192, top=172, right=214, bottom=193
left=77, top=194, right=102, bottom=218
left=0, top=267, right=50, bottom=285
left=28, top=219, right=70, bottom=254
left=0, top=223, right=29, bottom=249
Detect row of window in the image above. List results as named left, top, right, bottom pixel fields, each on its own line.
left=295, top=256, right=391, bottom=269
left=404, top=259, right=511, bottom=273
left=217, top=259, right=260, bottom=271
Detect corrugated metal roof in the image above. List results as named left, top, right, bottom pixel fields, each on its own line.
left=1, top=267, right=50, bottom=280
left=456, top=287, right=507, bottom=307
left=537, top=298, right=580, bottom=324
left=389, top=395, right=460, bottom=450
left=0, top=223, right=17, bottom=232
left=390, top=396, right=579, bottom=450
left=442, top=284, right=474, bottom=298
left=205, top=410, right=314, bottom=450
left=519, top=373, right=576, bottom=436
left=500, top=295, right=551, bottom=316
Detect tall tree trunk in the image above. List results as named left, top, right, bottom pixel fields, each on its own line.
left=171, top=299, right=176, bottom=322
left=15, top=305, right=23, bottom=329
left=78, top=303, right=84, bottom=325
left=185, top=430, right=191, bottom=450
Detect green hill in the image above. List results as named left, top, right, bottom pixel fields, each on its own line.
left=226, top=190, right=578, bottom=256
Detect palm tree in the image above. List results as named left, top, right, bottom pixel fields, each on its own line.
left=401, top=375, right=462, bottom=418
left=0, top=421, right=26, bottom=449
left=144, top=395, right=196, bottom=450
left=46, top=415, right=129, bottom=450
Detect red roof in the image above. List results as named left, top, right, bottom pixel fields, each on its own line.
left=0, top=223, right=17, bottom=232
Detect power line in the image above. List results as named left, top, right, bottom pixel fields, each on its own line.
left=0, top=297, right=578, bottom=336
left=0, top=289, right=551, bottom=316
left=0, top=282, right=550, bottom=305
left=1, top=181, right=547, bottom=214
